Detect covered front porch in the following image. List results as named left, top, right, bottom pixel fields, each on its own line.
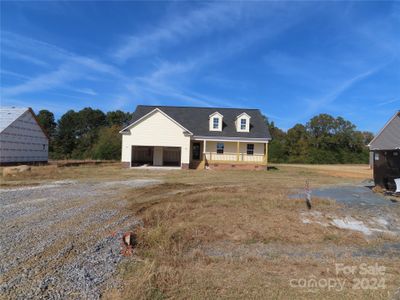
left=190, top=139, right=268, bottom=169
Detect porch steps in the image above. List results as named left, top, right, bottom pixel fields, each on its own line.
left=190, top=160, right=205, bottom=170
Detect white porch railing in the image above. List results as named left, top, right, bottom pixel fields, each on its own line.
left=204, top=152, right=264, bottom=163
left=242, top=154, right=265, bottom=162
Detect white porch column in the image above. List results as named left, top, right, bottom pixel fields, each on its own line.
left=236, top=141, right=240, bottom=161
left=264, top=141, right=269, bottom=165
left=203, top=140, right=207, bottom=161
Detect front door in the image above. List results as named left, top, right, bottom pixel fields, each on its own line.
left=192, top=142, right=201, bottom=160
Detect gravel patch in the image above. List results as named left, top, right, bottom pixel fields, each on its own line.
left=0, top=178, right=160, bottom=299
left=291, top=184, right=400, bottom=237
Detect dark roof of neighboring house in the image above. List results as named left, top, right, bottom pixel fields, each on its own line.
left=369, top=111, right=400, bottom=150
left=126, top=105, right=271, bottom=140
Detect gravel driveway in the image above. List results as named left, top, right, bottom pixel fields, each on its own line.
left=0, top=178, right=160, bottom=299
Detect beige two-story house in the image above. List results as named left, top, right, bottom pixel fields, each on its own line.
left=120, top=105, right=271, bottom=169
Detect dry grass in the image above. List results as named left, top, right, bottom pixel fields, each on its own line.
left=2, top=163, right=398, bottom=299
left=102, top=165, right=399, bottom=299
left=277, top=164, right=372, bottom=179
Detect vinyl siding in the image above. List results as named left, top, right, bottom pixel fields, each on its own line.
left=121, top=110, right=191, bottom=165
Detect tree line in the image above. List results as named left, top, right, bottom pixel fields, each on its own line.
left=36, top=108, right=132, bottom=160
left=36, top=107, right=373, bottom=163
left=265, top=114, right=373, bottom=164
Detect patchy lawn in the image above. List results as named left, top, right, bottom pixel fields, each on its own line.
left=104, top=164, right=400, bottom=300
left=1, top=164, right=399, bottom=299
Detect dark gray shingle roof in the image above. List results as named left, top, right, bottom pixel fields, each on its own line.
left=128, top=105, right=271, bottom=140
left=369, top=111, right=400, bottom=150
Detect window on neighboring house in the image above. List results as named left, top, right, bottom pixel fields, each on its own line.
left=217, top=143, right=224, bottom=154
left=43, top=144, right=46, bottom=151
left=213, top=117, right=219, bottom=129
left=247, top=144, right=254, bottom=155
left=240, top=118, right=247, bottom=130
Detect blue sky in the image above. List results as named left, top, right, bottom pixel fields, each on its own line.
left=1, top=1, right=399, bottom=133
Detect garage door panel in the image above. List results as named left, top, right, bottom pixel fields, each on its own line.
left=163, top=147, right=181, bottom=166
left=132, top=146, right=153, bottom=165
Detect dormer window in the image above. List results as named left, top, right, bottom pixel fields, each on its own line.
left=240, top=118, right=247, bottom=130
left=236, top=112, right=251, bottom=132
left=209, top=112, right=223, bottom=131
left=213, top=117, right=219, bottom=129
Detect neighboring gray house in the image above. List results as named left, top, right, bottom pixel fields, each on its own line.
left=120, top=105, right=271, bottom=169
left=0, top=107, right=49, bottom=165
left=368, top=111, right=400, bottom=190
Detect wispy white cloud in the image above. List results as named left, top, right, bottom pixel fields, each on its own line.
left=1, top=49, right=49, bottom=67
left=1, top=31, right=70, bottom=62
left=2, top=3, right=312, bottom=110
left=2, top=64, right=80, bottom=97
left=119, top=4, right=312, bottom=108
left=303, top=66, right=382, bottom=117
left=1, top=1, right=398, bottom=133
left=0, top=69, right=31, bottom=81
left=1, top=31, right=125, bottom=98
left=113, top=2, right=306, bottom=62
left=376, top=98, right=399, bottom=107
left=113, top=2, right=245, bottom=62
left=72, top=88, right=97, bottom=96
left=1, top=31, right=124, bottom=77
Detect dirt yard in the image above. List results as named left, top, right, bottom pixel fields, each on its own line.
left=1, top=164, right=399, bottom=299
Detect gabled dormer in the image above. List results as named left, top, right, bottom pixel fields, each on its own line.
left=209, top=112, right=223, bottom=131
left=235, top=112, right=251, bottom=132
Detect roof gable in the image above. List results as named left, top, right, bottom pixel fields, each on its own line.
left=126, top=105, right=271, bottom=140
left=209, top=111, right=223, bottom=118
left=369, top=111, right=400, bottom=150
left=120, top=108, right=193, bottom=135
left=236, top=112, right=251, bottom=119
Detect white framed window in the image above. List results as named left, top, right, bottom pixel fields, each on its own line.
left=374, top=153, right=379, bottom=160
left=236, top=113, right=250, bottom=132
left=217, top=143, right=224, bottom=154
left=213, top=117, right=219, bottom=129
left=209, top=112, right=223, bottom=131
left=247, top=144, right=254, bottom=155
left=241, top=119, right=247, bottom=130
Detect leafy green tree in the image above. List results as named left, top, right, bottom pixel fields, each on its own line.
left=362, top=131, right=374, bottom=145
left=305, top=114, right=369, bottom=163
left=286, top=124, right=308, bottom=163
left=262, top=115, right=288, bottom=163
left=37, top=110, right=56, bottom=137
left=36, top=109, right=57, bottom=152
left=91, top=125, right=121, bottom=160
left=72, top=108, right=107, bottom=158
left=264, top=113, right=371, bottom=164
left=53, top=108, right=107, bottom=159
left=106, top=110, right=132, bottom=127
left=53, top=110, right=78, bottom=158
